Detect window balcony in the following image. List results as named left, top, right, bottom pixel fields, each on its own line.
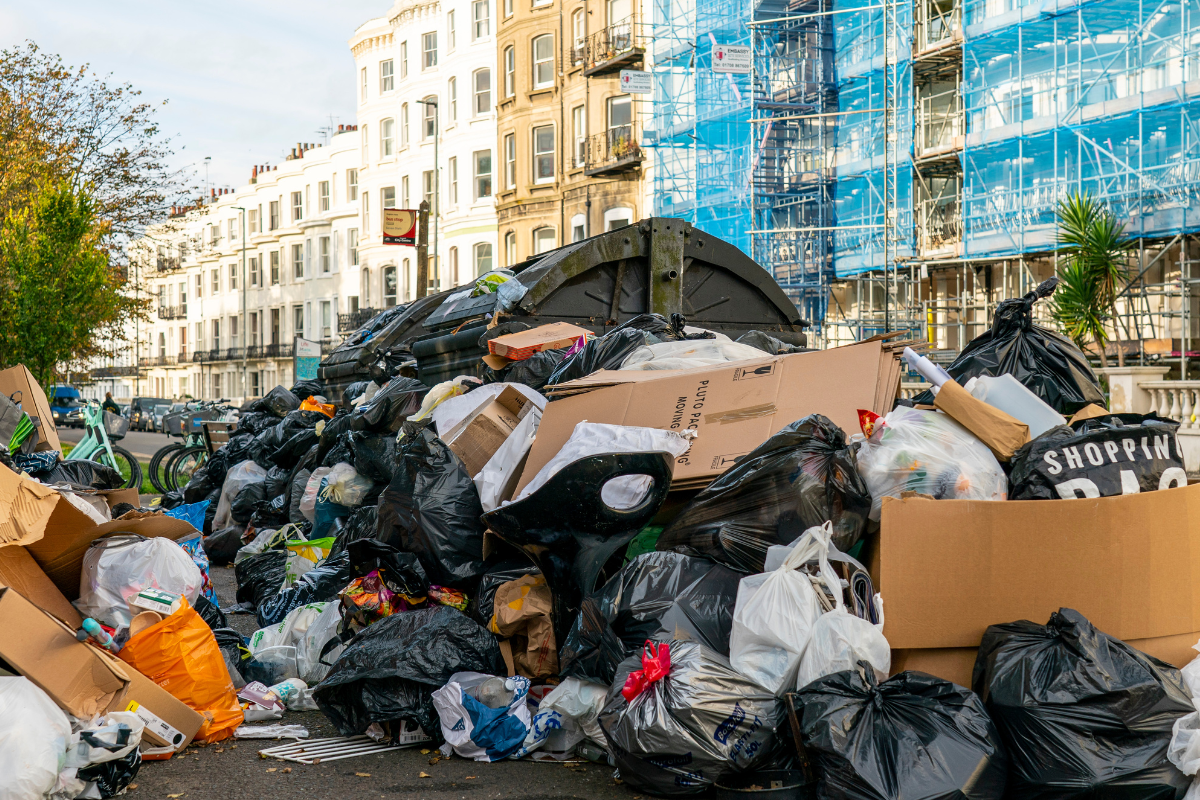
left=157, top=305, right=186, bottom=320
left=155, top=256, right=182, bottom=273
left=584, top=123, right=645, bottom=177
left=338, top=307, right=380, bottom=333
left=582, top=21, right=644, bottom=77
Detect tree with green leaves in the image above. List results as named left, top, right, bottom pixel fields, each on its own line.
left=1050, top=191, right=1133, bottom=368
left=0, top=181, right=145, bottom=390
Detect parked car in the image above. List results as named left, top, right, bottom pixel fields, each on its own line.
left=49, top=385, right=83, bottom=428
left=128, top=397, right=172, bottom=431
left=150, top=403, right=173, bottom=433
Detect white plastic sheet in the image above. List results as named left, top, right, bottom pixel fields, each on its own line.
left=297, top=601, right=345, bottom=685
left=620, top=340, right=771, bottom=371
left=75, top=535, right=203, bottom=630
left=213, top=460, right=268, bottom=530
left=298, top=466, right=332, bottom=522
left=729, top=522, right=844, bottom=695
left=512, top=421, right=693, bottom=509
left=0, top=677, right=74, bottom=800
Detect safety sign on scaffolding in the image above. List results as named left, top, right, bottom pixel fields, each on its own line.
left=712, top=45, right=751, bottom=74
left=619, top=69, right=653, bottom=94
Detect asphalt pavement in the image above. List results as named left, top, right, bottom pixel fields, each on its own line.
left=125, top=565, right=635, bottom=800
left=56, top=426, right=173, bottom=461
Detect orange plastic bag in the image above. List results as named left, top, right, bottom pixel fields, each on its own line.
left=300, top=396, right=336, bottom=418
left=118, top=598, right=244, bottom=743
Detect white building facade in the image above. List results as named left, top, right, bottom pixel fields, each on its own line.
left=351, top=0, right=499, bottom=305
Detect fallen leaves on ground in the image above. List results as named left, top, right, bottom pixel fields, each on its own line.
left=355, top=772, right=371, bottom=777
left=419, top=772, right=431, bottom=778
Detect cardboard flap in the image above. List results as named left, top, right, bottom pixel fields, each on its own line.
left=0, top=545, right=82, bottom=627
left=1069, top=403, right=1111, bottom=424
left=932, top=380, right=1030, bottom=461
left=0, top=463, right=61, bottom=548
left=878, top=483, right=1200, bottom=649
left=488, top=323, right=591, bottom=360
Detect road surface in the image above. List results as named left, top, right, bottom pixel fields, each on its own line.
left=56, top=426, right=173, bottom=461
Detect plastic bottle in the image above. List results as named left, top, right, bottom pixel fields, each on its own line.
left=967, top=374, right=1066, bottom=438
left=902, top=347, right=952, bottom=389
left=466, top=677, right=513, bottom=709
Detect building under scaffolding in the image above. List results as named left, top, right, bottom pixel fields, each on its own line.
left=650, top=0, right=1200, bottom=363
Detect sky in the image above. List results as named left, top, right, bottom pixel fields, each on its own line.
left=2, top=0, right=387, bottom=196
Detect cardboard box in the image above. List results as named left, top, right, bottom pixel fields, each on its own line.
left=447, top=386, right=532, bottom=477
left=0, top=545, right=82, bottom=627
left=99, top=488, right=141, bottom=510
left=0, top=461, right=61, bottom=547
left=486, top=322, right=591, bottom=363
left=0, top=586, right=129, bottom=718
left=875, top=484, right=1200, bottom=685
left=517, top=339, right=902, bottom=493
left=0, top=365, right=61, bottom=453
left=112, top=663, right=204, bottom=752
left=932, top=380, right=1030, bottom=461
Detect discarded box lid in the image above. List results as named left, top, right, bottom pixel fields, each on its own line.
left=875, top=483, right=1200, bottom=651
left=487, top=322, right=591, bottom=362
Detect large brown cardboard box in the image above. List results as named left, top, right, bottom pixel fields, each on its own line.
left=875, top=484, right=1200, bottom=686
left=108, top=661, right=204, bottom=752
left=447, top=386, right=532, bottom=477
left=0, top=460, right=61, bottom=548
left=517, top=340, right=901, bottom=493
left=0, top=365, right=61, bottom=453
left=0, top=545, right=82, bottom=627
left=0, top=586, right=129, bottom=718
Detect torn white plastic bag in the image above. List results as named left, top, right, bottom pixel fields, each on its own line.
left=620, top=339, right=772, bottom=371
left=214, top=460, right=268, bottom=530
left=511, top=677, right=608, bottom=760
left=75, top=535, right=203, bottom=630
left=512, top=421, right=693, bottom=509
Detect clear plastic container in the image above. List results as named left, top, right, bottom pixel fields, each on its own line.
left=968, top=374, right=1066, bottom=438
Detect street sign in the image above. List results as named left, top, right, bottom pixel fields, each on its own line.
left=294, top=337, right=322, bottom=380
left=712, top=44, right=751, bottom=74
left=619, top=69, right=653, bottom=94
left=382, top=208, right=418, bottom=246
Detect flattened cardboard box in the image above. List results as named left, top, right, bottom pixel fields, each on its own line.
left=517, top=340, right=899, bottom=494
left=0, top=365, right=61, bottom=453
left=0, top=545, right=82, bottom=627
left=0, top=461, right=61, bottom=548
left=876, top=484, right=1200, bottom=652
left=0, top=586, right=129, bottom=718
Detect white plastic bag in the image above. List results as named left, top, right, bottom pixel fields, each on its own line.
left=432, top=672, right=532, bottom=762
left=512, top=677, right=608, bottom=760
left=0, top=677, right=75, bottom=800
left=249, top=603, right=329, bottom=656
left=729, top=522, right=844, bottom=695
left=297, top=601, right=345, bottom=685
left=75, top=535, right=203, bottom=630
left=65, top=710, right=144, bottom=798
left=1170, top=642, right=1200, bottom=799
left=512, top=421, right=694, bottom=509
left=794, top=602, right=890, bottom=690
left=476, top=405, right=542, bottom=512
left=857, top=405, right=1007, bottom=520
left=620, top=340, right=772, bottom=371
left=298, top=466, right=332, bottom=522
left=213, top=460, right=268, bottom=530
left=320, top=462, right=373, bottom=507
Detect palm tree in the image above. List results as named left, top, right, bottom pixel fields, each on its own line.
left=1051, top=191, right=1132, bottom=367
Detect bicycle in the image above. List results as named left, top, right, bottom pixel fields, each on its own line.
left=149, top=400, right=233, bottom=492
left=66, top=402, right=142, bottom=490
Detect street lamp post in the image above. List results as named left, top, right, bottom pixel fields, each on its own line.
left=416, top=98, right=439, bottom=291
left=233, top=206, right=248, bottom=400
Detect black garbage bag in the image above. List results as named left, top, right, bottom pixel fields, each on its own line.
left=493, top=347, right=569, bottom=390
left=315, top=411, right=354, bottom=465
left=276, top=427, right=322, bottom=468
left=159, top=488, right=186, bottom=510
left=201, top=486, right=222, bottom=535
left=203, top=525, right=246, bottom=566
left=248, top=385, right=302, bottom=417
left=656, top=415, right=871, bottom=568
left=256, top=550, right=353, bottom=627
left=545, top=328, right=652, bottom=388
left=313, top=605, right=503, bottom=740
left=344, top=380, right=372, bottom=406
left=913, top=278, right=1104, bottom=414
left=291, top=379, right=324, bottom=402
left=213, top=627, right=247, bottom=683
left=797, top=668, right=1009, bottom=800
left=347, top=539, right=427, bottom=595
left=331, top=504, right=379, bottom=559
left=289, top=468, right=312, bottom=524
left=230, top=482, right=266, bottom=524
left=375, top=420, right=487, bottom=588
left=76, top=735, right=141, bottom=798
left=736, top=330, right=808, bottom=355
left=973, top=607, right=1192, bottom=799
left=193, top=593, right=228, bottom=630
left=29, top=458, right=123, bottom=490
left=234, top=549, right=287, bottom=609
left=560, top=552, right=741, bottom=685
left=598, top=640, right=785, bottom=797
left=264, top=465, right=291, bottom=497
left=1009, top=413, right=1186, bottom=501
left=472, top=561, right=542, bottom=626
left=221, top=433, right=256, bottom=468
left=321, top=437, right=354, bottom=469
left=348, top=431, right=398, bottom=483
left=251, top=493, right=290, bottom=529
left=183, top=454, right=225, bottom=504
left=349, top=377, right=427, bottom=433
left=233, top=410, right=276, bottom=437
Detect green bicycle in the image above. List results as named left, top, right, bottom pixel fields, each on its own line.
left=67, top=401, right=142, bottom=490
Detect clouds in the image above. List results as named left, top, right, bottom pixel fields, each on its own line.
left=3, top=0, right=383, bottom=193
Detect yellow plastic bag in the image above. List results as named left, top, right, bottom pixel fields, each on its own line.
left=300, top=396, right=336, bottom=418
left=119, top=598, right=244, bottom=743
